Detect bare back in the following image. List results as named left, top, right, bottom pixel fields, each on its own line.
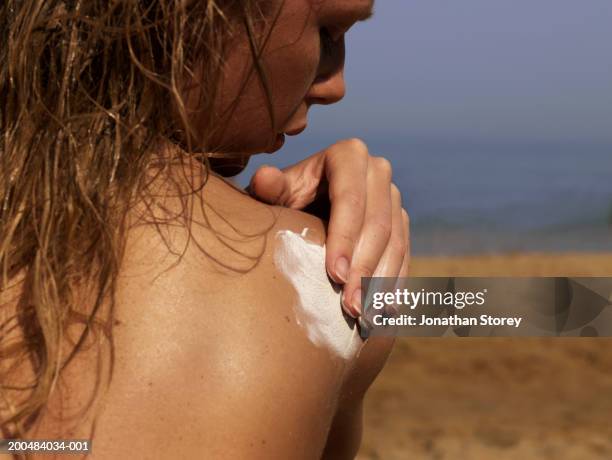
left=29, top=172, right=394, bottom=459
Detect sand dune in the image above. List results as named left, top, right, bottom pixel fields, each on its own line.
left=358, top=253, right=612, bottom=460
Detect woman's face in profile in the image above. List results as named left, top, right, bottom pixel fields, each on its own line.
left=186, top=0, right=374, bottom=154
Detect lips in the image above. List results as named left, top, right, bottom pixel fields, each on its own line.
left=265, top=133, right=285, bottom=153
left=265, top=124, right=306, bottom=153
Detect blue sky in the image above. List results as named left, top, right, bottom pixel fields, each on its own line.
left=237, top=1, right=612, bottom=254
left=303, top=0, right=612, bottom=143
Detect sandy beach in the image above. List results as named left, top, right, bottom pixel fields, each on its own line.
left=358, top=252, right=612, bottom=460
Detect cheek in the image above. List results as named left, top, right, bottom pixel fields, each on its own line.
left=213, top=31, right=320, bottom=153
left=192, top=43, right=278, bottom=153
left=183, top=15, right=320, bottom=154
left=263, top=35, right=320, bottom=125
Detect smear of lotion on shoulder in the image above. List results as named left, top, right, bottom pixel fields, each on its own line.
left=274, top=229, right=363, bottom=360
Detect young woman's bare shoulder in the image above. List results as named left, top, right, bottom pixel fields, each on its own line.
left=82, top=174, right=370, bottom=458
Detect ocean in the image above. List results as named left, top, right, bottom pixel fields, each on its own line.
left=237, top=137, right=612, bottom=256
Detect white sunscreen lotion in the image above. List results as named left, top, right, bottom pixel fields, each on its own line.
left=274, top=229, right=363, bottom=360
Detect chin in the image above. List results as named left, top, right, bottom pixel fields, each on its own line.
left=208, top=155, right=250, bottom=177
left=209, top=130, right=285, bottom=156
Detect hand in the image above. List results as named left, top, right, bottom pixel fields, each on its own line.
left=248, top=138, right=411, bottom=318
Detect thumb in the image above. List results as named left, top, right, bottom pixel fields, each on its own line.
left=248, top=165, right=291, bottom=205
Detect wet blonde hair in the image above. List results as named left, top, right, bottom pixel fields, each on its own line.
left=0, top=0, right=278, bottom=450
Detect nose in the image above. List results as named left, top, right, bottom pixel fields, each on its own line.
left=306, top=36, right=346, bottom=106
left=307, top=69, right=346, bottom=106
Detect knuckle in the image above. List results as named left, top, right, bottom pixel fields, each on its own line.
left=368, top=218, right=392, bottom=241
left=373, top=156, right=392, bottom=177
left=342, top=138, right=369, bottom=159
left=329, top=228, right=358, bottom=247
left=337, top=188, right=365, bottom=210
left=353, top=262, right=375, bottom=279
left=346, top=137, right=368, bottom=152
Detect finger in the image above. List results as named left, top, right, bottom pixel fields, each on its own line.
left=342, top=156, right=393, bottom=317
left=372, top=184, right=406, bottom=279
left=387, top=209, right=410, bottom=315
left=248, top=165, right=291, bottom=205
left=364, top=185, right=405, bottom=326
left=324, top=139, right=369, bottom=284
left=398, top=209, right=411, bottom=278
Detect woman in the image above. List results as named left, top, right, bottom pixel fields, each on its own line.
left=0, top=0, right=409, bottom=458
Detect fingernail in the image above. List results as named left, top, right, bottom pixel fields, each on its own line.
left=334, top=257, right=349, bottom=283
left=351, top=288, right=362, bottom=316
left=342, top=291, right=359, bottom=319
